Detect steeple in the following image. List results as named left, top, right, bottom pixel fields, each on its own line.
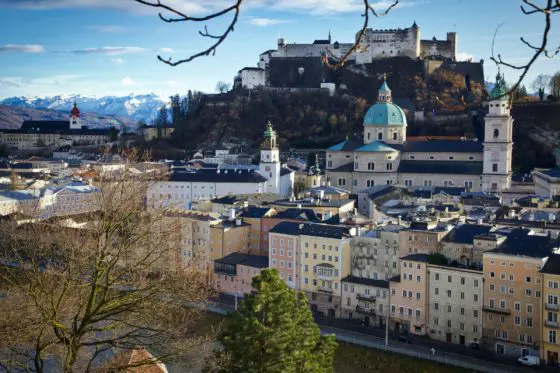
left=328, top=30, right=332, bottom=43
left=377, top=73, right=392, bottom=103
left=262, top=121, right=278, bottom=150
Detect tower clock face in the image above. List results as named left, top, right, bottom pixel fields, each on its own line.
left=491, top=152, right=499, bottom=161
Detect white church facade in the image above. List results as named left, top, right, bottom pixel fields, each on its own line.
left=326, top=74, right=513, bottom=193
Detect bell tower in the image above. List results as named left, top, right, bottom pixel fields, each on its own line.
left=258, top=121, right=281, bottom=194
left=482, top=73, right=513, bottom=192
left=70, top=102, right=82, bottom=129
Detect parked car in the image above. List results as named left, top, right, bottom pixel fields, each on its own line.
left=397, top=335, right=412, bottom=344
left=469, top=342, right=480, bottom=350
left=518, top=355, right=540, bottom=367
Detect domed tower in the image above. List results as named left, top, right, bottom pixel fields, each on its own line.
left=362, top=75, right=407, bottom=145
left=70, top=102, right=81, bottom=129
left=258, top=121, right=281, bottom=194
left=482, top=72, right=513, bottom=192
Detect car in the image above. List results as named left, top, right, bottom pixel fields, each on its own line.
left=518, top=355, right=540, bottom=367
left=397, top=335, right=412, bottom=344
left=469, top=342, right=480, bottom=350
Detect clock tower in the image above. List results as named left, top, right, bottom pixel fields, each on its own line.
left=258, top=121, right=281, bottom=194
left=482, top=73, right=513, bottom=192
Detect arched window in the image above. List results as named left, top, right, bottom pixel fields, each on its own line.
left=393, top=132, right=398, bottom=140
left=378, top=132, right=383, bottom=140
left=493, top=129, right=499, bottom=138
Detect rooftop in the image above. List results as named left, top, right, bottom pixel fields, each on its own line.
left=216, top=252, right=268, bottom=269
left=490, top=228, right=559, bottom=258
left=239, top=206, right=275, bottom=219
left=541, top=254, right=560, bottom=275
left=270, top=221, right=352, bottom=239
left=400, top=253, right=429, bottom=262
left=443, top=224, right=493, bottom=244
left=341, top=275, right=389, bottom=288
left=170, top=169, right=268, bottom=183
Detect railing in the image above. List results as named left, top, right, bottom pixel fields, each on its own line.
left=356, top=293, right=376, bottom=302
left=355, top=305, right=376, bottom=315
left=482, top=306, right=511, bottom=315
left=545, top=320, right=559, bottom=329
left=546, top=303, right=559, bottom=311
left=317, top=286, right=334, bottom=293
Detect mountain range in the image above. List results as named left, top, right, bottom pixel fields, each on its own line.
left=0, top=93, right=166, bottom=129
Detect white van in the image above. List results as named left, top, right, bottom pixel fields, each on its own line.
left=518, top=355, right=540, bottom=367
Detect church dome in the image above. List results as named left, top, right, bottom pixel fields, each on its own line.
left=363, top=78, right=407, bottom=127
left=363, top=102, right=407, bottom=126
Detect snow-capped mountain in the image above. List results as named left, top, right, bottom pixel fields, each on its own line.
left=0, top=93, right=165, bottom=124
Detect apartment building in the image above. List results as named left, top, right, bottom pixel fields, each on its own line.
left=268, top=221, right=301, bottom=288
left=389, top=254, right=429, bottom=335
left=398, top=221, right=449, bottom=257
left=341, top=276, right=389, bottom=327
left=213, top=252, right=268, bottom=297
left=427, top=264, right=483, bottom=345
left=261, top=208, right=323, bottom=253
left=239, top=206, right=276, bottom=256
left=541, top=254, right=560, bottom=367
left=482, top=228, right=557, bottom=357
left=439, top=224, right=495, bottom=266
left=209, top=219, right=251, bottom=260
left=299, top=224, right=355, bottom=317
left=349, top=225, right=404, bottom=281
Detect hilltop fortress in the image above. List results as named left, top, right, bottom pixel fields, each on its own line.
left=235, top=22, right=466, bottom=90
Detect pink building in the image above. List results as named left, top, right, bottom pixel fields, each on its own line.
left=213, top=252, right=268, bottom=297
left=261, top=208, right=322, bottom=253
left=268, top=221, right=302, bottom=288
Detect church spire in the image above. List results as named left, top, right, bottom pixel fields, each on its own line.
left=328, top=30, right=331, bottom=43
left=378, top=74, right=392, bottom=103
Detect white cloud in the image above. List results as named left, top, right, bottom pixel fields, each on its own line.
left=121, top=77, right=136, bottom=87
left=31, top=74, right=81, bottom=85
left=90, top=25, right=127, bottom=33
left=246, top=17, right=291, bottom=27
left=0, top=44, right=45, bottom=53
left=72, top=46, right=147, bottom=55
left=111, top=57, right=125, bottom=64
left=159, top=48, right=174, bottom=53
left=165, top=80, right=179, bottom=86
left=456, top=52, right=475, bottom=62
left=0, top=77, right=22, bottom=87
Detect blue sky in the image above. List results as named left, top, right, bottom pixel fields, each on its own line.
left=0, top=0, right=558, bottom=99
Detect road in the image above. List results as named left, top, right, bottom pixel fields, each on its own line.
left=210, top=297, right=544, bottom=373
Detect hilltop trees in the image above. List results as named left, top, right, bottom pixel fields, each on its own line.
left=550, top=72, right=560, bottom=100
left=204, top=269, right=337, bottom=373
left=531, top=74, right=550, bottom=101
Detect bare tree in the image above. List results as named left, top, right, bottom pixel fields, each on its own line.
left=550, top=71, right=560, bottom=99
left=491, top=0, right=560, bottom=98
left=215, top=81, right=232, bottom=94
left=0, top=149, right=213, bottom=372
left=531, top=74, right=551, bottom=101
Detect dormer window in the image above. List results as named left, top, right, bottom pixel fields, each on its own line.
left=378, top=133, right=383, bottom=140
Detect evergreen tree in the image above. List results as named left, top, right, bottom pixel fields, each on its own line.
left=154, top=105, right=169, bottom=130
left=205, top=269, right=337, bottom=373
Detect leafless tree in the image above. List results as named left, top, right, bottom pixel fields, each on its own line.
left=531, top=74, right=551, bottom=101
left=215, top=81, right=232, bottom=94
left=0, top=149, right=214, bottom=372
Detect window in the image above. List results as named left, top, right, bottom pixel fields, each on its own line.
left=434, top=317, right=439, bottom=326
left=448, top=275, right=452, bottom=283
left=461, top=292, right=465, bottom=300
left=474, top=294, right=479, bottom=302
left=550, top=330, right=557, bottom=344
left=416, top=292, right=420, bottom=300
left=338, top=178, right=346, bottom=186
left=416, top=275, right=421, bottom=282
left=378, top=132, right=383, bottom=140
left=435, top=288, right=439, bottom=295
left=460, top=307, right=465, bottom=315
left=460, top=277, right=465, bottom=285
left=489, top=284, right=495, bottom=291
left=447, top=290, right=452, bottom=297
left=449, top=156, right=454, bottom=160
left=424, top=180, right=433, bottom=187
left=368, top=162, right=375, bottom=170
left=493, top=129, right=499, bottom=138
left=404, top=179, right=412, bottom=187
left=490, top=272, right=495, bottom=278
left=435, top=273, right=440, bottom=281
left=514, top=316, right=521, bottom=325
left=514, top=302, right=520, bottom=312
left=366, top=180, right=375, bottom=188
left=500, top=300, right=506, bottom=309
left=473, top=310, right=479, bottom=318
left=527, top=317, right=533, bottom=327
left=354, top=162, right=358, bottom=169
left=447, top=320, right=452, bottom=328
left=474, top=279, right=479, bottom=287
left=393, top=132, right=398, bottom=140
left=434, top=302, right=439, bottom=310
left=525, top=289, right=532, bottom=297
left=386, top=162, right=393, bottom=171
left=527, top=304, right=533, bottom=313
left=492, top=163, right=498, bottom=172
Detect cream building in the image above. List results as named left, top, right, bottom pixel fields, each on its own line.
left=325, top=74, right=513, bottom=193
left=341, top=276, right=389, bottom=327
left=427, top=264, right=483, bottom=346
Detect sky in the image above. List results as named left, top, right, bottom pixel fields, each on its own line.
left=0, top=0, right=558, bottom=100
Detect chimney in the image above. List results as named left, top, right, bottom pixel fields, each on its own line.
left=354, top=208, right=358, bottom=215
left=236, top=218, right=242, bottom=226
left=229, top=208, right=236, bottom=221
left=398, top=215, right=402, bottom=225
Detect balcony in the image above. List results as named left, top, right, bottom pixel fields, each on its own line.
left=355, top=305, right=376, bottom=316
left=546, top=303, right=559, bottom=311
left=546, top=320, right=559, bottom=329
left=482, top=306, right=511, bottom=315
left=356, top=293, right=376, bottom=302
left=317, top=286, right=334, bottom=294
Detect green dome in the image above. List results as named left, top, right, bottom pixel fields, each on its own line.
left=264, top=121, right=276, bottom=137
left=363, top=102, right=407, bottom=126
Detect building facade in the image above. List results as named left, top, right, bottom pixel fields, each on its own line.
left=341, top=276, right=389, bottom=327
left=427, top=265, right=483, bottom=345
left=541, top=254, right=560, bottom=367
left=325, top=74, right=513, bottom=194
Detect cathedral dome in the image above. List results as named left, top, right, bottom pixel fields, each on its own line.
left=363, top=102, right=407, bottom=126
left=363, top=79, right=407, bottom=127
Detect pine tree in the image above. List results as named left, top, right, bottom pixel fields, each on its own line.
left=205, top=269, right=337, bottom=373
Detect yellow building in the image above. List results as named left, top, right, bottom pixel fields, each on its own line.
left=482, top=229, right=556, bottom=357
left=144, top=126, right=174, bottom=141
left=298, top=224, right=356, bottom=317
left=541, top=254, right=560, bottom=367
left=209, top=219, right=251, bottom=261
left=239, top=206, right=276, bottom=256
